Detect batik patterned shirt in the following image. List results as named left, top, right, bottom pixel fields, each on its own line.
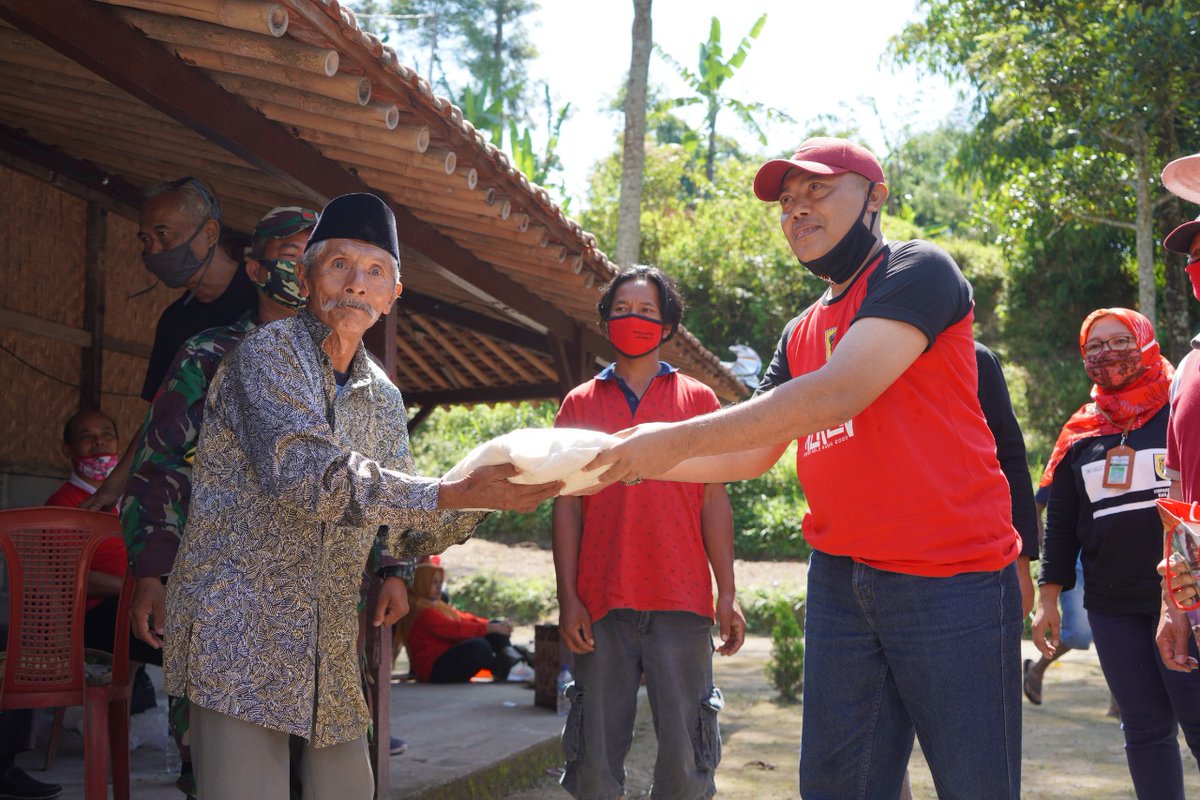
left=163, top=312, right=484, bottom=747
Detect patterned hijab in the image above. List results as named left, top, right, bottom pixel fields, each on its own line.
left=1039, top=308, right=1174, bottom=488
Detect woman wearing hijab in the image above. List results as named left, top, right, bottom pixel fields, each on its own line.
left=1032, top=308, right=1200, bottom=798
left=400, top=556, right=532, bottom=684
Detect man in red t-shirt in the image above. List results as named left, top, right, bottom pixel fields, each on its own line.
left=553, top=266, right=745, bottom=800
left=44, top=408, right=127, bottom=611
left=588, top=139, right=1023, bottom=799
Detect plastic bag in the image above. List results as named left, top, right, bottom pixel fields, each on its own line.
left=1160, top=498, right=1200, bottom=613
left=442, top=427, right=618, bottom=509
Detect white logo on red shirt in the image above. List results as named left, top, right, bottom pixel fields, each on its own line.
left=803, top=420, right=855, bottom=455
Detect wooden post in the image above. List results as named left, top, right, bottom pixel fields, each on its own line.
left=548, top=324, right=588, bottom=400
left=81, top=203, right=106, bottom=408
left=362, top=312, right=399, bottom=800
left=363, top=310, right=398, bottom=384
left=363, top=578, right=391, bottom=800
left=406, top=403, right=436, bottom=434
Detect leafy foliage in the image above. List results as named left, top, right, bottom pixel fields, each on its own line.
left=892, top=0, right=1200, bottom=353
left=654, top=15, right=791, bottom=181
left=764, top=598, right=805, bottom=703
left=738, top=587, right=806, bottom=636
left=448, top=572, right=556, bottom=625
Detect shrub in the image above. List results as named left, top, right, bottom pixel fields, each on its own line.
left=727, top=443, right=811, bottom=560
left=738, top=587, right=806, bottom=635
left=764, top=598, right=805, bottom=703
left=447, top=572, right=557, bottom=626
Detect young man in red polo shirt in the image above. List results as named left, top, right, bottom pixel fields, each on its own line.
left=588, top=139, right=1023, bottom=799
left=552, top=265, right=745, bottom=799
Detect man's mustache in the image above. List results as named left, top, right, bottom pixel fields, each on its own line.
left=321, top=297, right=376, bottom=315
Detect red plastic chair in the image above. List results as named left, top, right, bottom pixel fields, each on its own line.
left=0, top=508, right=133, bottom=800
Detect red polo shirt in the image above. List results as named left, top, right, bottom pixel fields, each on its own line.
left=555, top=364, right=720, bottom=622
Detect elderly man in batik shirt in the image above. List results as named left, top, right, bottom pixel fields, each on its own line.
left=163, top=193, right=561, bottom=799
left=121, top=206, right=321, bottom=795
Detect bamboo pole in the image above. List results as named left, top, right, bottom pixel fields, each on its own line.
left=170, top=46, right=371, bottom=105
left=410, top=208, right=547, bottom=245
left=115, top=7, right=337, bottom=75
left=212, top=74, right=396, bottom=127
left=95, top=0, right=288, bottom=37
left=410, top=199, right=511, bottom=227
left=253, top=114, right=430, bottom=155
left=315, top=159, right=479, bottom=208
left=432, top=220, right=556, bottom=251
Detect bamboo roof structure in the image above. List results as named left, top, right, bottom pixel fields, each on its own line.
left=0, top=0, right=749, bottom=408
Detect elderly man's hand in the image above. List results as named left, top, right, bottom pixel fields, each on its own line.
left=438, top=463, right=562, bottom=513
left=583, top=422, right=685, bottom=488
left=372, top=576, right=409, bottom=627
left=130, top=577, right=166, bottom=649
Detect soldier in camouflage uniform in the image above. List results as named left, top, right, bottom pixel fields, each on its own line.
left=122, top=206, right=321, bottom=795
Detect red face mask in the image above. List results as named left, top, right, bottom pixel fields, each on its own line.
left=1084, top=349, right=1145, bottom=391
left=606, top=314, right=664, bottom=358
left=1187, top=260, right=1200, bottom=302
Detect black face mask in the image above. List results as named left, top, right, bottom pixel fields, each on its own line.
left=799, top=183, right=880, bottom=285
left=141, top=220, right=215, bottom=289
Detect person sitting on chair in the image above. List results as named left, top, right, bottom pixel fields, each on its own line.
left=400, top=556, right=532, bottom=684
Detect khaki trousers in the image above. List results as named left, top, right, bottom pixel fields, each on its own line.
left=190, top=703, right=373, bottom=800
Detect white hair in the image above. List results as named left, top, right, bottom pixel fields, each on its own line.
left=300, top=238, right=400, bottom=281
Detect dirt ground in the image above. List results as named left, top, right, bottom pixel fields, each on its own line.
left=438, top=537, right=807, bottom=594
left=444, top=539, right=1200, bottom=799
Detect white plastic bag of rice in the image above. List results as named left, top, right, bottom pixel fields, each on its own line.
left=442, top=427, right=618, bottom=508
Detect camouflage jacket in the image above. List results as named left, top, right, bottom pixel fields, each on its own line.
left=122, top=312, right=256, bottom=577
left=163, top=312, right=484, bottom=747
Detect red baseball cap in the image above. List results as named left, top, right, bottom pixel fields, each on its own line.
left=1165, top=214, right=1200, bottom=255
left=754, top=137, right=886, bottom=201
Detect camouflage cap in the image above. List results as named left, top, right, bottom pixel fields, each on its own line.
left=252, top=206, right=319, bottom=252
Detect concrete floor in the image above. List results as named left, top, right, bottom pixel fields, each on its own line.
left=22, top=661, right=565, bottom=799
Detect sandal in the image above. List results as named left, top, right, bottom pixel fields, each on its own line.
left=1022, top=658, right=1043, bottom=705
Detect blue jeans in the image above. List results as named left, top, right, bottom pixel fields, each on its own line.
left=1088, top=609, right=1200, bottom=800
left=799, top=551, right=1022, bottom=800
left=1059, top=558, right=1093, bottom=650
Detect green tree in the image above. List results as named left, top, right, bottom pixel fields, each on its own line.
left=893, top=0, right=1200, bottom=357
left=654, top=14, right=790, bottom=182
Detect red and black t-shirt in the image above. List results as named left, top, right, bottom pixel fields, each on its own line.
left=757, top=240, right=1020, bottom=576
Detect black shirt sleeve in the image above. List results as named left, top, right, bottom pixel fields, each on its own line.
left=975, top=342, right=1039, bottom=560
left=753, top=314, right=803, bottom=397
left=857, top=240, right=973, bottom=348
left=1040, top=441, right=1083, bottom=589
